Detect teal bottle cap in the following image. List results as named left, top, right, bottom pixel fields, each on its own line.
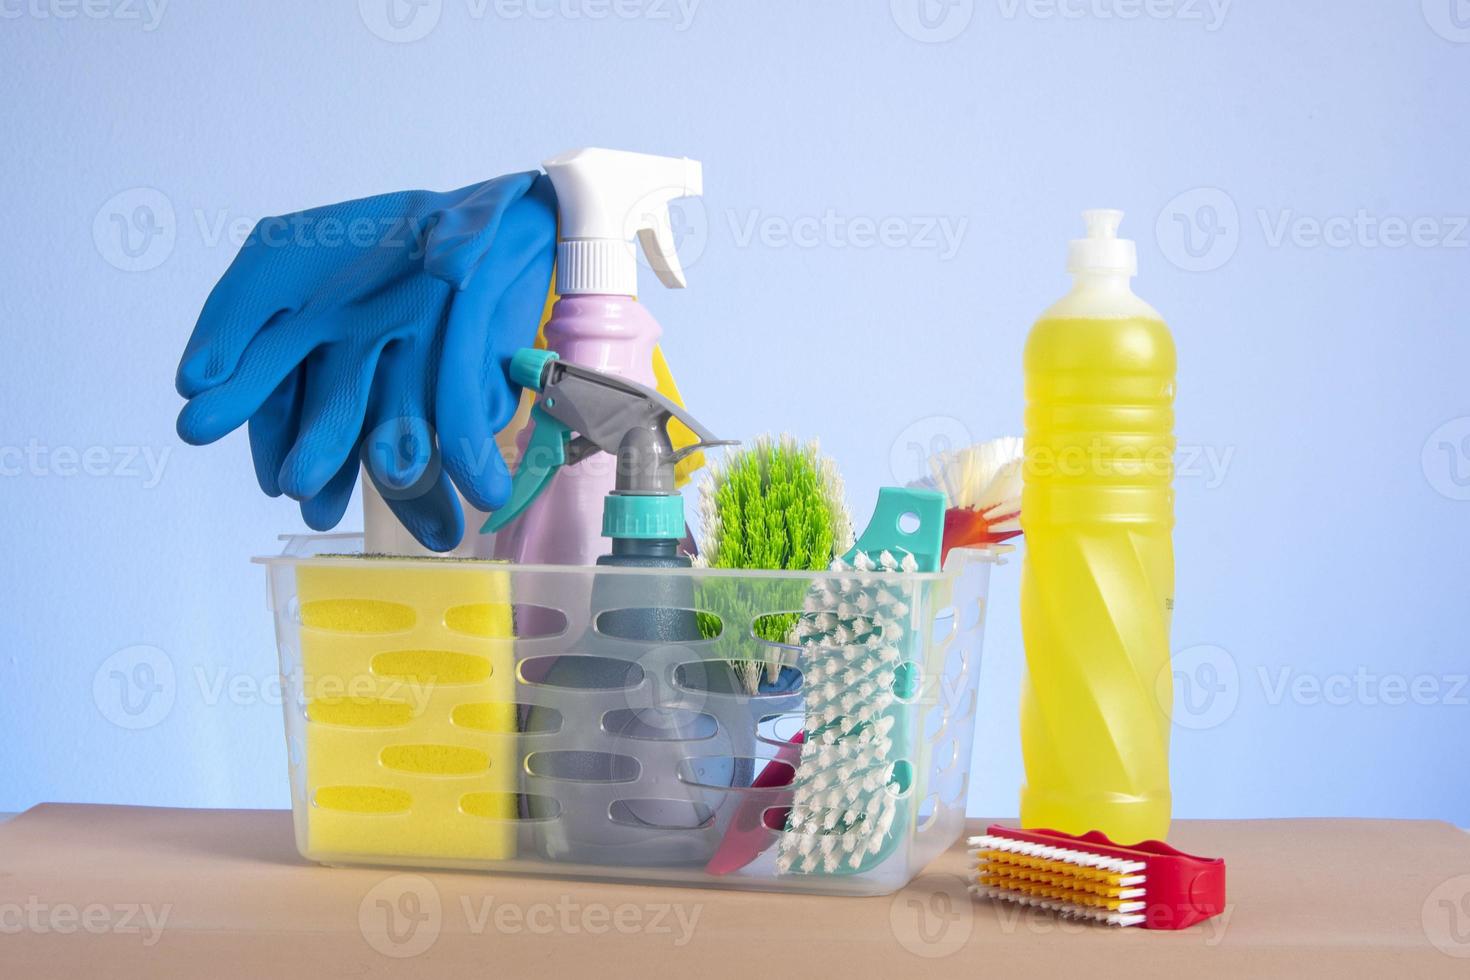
left=510, top=348, right=559, bottom=391
left=602, top=493, right=685, bottom=540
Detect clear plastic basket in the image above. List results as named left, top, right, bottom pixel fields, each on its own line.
left=257, top=534, right=997, bottom=896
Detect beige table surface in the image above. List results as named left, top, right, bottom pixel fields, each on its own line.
left=1, top=804, right=1468, bottom=977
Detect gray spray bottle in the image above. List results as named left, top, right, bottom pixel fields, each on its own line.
left=483, top=348, right=753, bottom=866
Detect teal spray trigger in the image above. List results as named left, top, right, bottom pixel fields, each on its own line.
left=482, top=348, right=734, bottom=542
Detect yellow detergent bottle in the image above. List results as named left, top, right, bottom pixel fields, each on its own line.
left=1020, top=210, right=1176, bottom=843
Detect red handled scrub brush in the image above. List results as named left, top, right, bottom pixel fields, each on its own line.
left=969, top=825, right=1227, bottom=930
left=909, top=436, right=1023, bottom=561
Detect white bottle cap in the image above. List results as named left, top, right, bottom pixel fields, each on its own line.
left=542, top=147, right=703, bottom=296
left=1067, top=209, right=1137, bottom=277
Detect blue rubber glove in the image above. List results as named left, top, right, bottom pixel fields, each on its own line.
left=175, top=172, right=557, bottom=551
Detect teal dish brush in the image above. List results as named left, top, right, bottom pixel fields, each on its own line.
left=695, top=434, right=853, bottom=695
left=776, top=487, right=945, bottom=876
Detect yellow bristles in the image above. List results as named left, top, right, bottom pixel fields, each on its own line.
left=975, top=859, right=1134, bottom=898
left=974, top=847, right=1133, bottom=886
left=975, top=873, right=1140, bottom=911
left=967, top=833, right=1150, bottom=928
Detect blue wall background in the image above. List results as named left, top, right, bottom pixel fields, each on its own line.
left=1, top=0, right=1466, bottom=824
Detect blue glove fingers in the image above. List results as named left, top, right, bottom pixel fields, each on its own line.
left=277, top=341, right=384, bottom=501
left=247, top=369, right=304, bottom=497
left=175, top=218, right=319, bottom=398
left=361, top=337, right=437, bottom=493
left=176, top=315, right=325, bottom=446
left=177, top=191, right=444, bottom=399
left=364, top=447, right=465, bottom=553
left=425, top=171, right=541, bottom=289
left=435, top=279, right=516, bottom=512
left=298, top=437, right=364, bottom=532
left=436, top=181, right=558, bottom=512
left=484, top=233, right=557, bottom=431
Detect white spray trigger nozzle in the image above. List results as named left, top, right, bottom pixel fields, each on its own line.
left=543, top=147, right=703, bottom=295
left=633, top=182, right=699, bottom=289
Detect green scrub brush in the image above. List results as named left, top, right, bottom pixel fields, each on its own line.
left=695, top=434, right=853, bottom=695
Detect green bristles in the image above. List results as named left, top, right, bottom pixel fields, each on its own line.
left=695, top=434, right=853, bottom=692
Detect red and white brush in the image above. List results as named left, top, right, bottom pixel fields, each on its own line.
left=968, top=825, right=1227, bottom=930
left=909, top=436, right=1023, bottom=561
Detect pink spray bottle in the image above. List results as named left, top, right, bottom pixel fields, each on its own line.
left=492, top=147, right=704, bottom=567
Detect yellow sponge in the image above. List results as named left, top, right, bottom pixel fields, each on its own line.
left=296, top=561, right=518, bottom=862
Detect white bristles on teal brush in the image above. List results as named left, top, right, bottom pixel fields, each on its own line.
left=776, top=550, right=912, bottom=873
left=775, top=488, right=944, bottom=876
